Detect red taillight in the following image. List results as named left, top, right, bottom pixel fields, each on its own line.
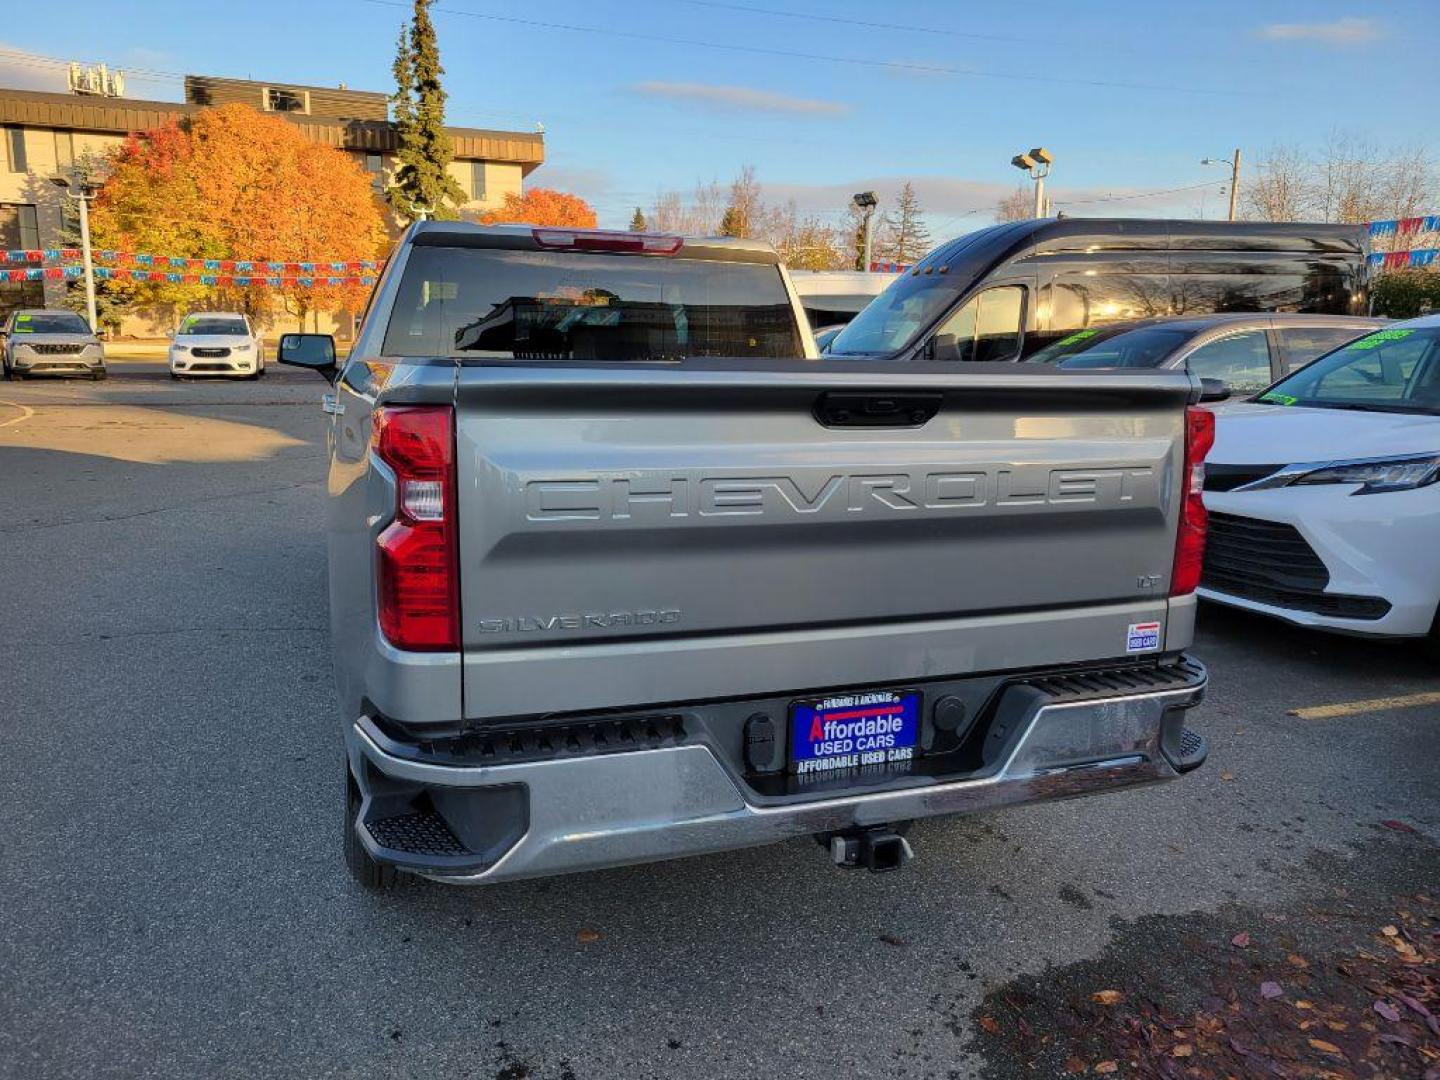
left=1171, top=405, right=1215, bottom=596
left=373, top=405, right=459, bottom=651
left=531, top=228, right=683, bottom=255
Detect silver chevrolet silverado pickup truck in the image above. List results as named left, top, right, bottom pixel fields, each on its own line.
left=280, top=222, right=1213, bottom=889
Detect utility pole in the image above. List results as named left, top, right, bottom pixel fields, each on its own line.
left=1010, top=148, right=1054, bottom=219
left=1228, top=148, right=1241, bottom=223
left=49, top=172, right=99, bottom=332
left=1202, top=150, right=1242, bottom=221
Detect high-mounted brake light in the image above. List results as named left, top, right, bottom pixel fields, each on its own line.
left=532, top=228, right=683, bottom=255
left=372, top=405, right=459, bottom=651
left=1171, top=405, right=1215, bottom=596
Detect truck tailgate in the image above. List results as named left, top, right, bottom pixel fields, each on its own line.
left=454, top=362, right=1193, bottom=720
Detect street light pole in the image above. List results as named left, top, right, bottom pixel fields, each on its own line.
left=1202, top=151, right=1242, bottom=222
left=1011, top=148, right=1054, bottom=220
left=49, top=173, right=99, bottom=333
left=76, top=191, right=97, bottom=333
left=851, top=191, right=879, bottom=270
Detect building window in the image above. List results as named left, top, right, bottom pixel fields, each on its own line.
left=264, top=87, right=309, bottom=114
left=52, top=130, right=75, bottom=170
left=4, top=127, right=26, bottom=173
left=0, top=281, right=46, bottom=322
left=0, top=204, right=40, bottom=250
left=365, top=152, right=385, bottom=193
left=470, top=162, right=486, bottom=202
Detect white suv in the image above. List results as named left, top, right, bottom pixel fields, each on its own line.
left=169, top=312, right=265, bottom=379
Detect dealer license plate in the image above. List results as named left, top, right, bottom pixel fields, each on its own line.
left=789, top=689, right=921, bottom=777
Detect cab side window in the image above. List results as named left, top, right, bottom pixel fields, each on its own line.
left=932, top=286, right=1025, bottom=362
left=1183, top=330, right=1273, bottom=393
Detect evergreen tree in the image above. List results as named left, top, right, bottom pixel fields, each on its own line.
left=629, top=207, right=647, bottom=231
left=388, top=0, right=466, bottom=222
left=879, top=182, right=930, bottom=265
left=57, top=151, right=124, bottom=335
left=718, top=206, right=743, bottom=237
left=842, top=203, right=868, bottom=270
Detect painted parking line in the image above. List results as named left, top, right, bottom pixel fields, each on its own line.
left=0, top=398, right=36, bottom=428
left=1290, top=690, right=1440, bottom=720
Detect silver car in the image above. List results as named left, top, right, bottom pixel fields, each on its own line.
left=1, top=309, right=106, bottom=380
left=1028, top=313, right=1386, bottom=395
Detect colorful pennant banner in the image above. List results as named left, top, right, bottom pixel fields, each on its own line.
left=1366, top=249, right=1440, bottom=270
left=0, top=248, right=378, bottom=271
left=1368, top=215, right=1440, bottom=237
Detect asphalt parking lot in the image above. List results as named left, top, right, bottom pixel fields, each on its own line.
left=2, top=363, right=1436, bottom=1080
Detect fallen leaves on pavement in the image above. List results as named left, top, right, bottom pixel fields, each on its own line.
left=970, top=888, right=1438, bottom=1077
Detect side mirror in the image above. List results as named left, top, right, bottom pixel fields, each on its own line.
left=1199, top=377, right=1231, bottom=403
left=278, top=333, right=338, bottom=380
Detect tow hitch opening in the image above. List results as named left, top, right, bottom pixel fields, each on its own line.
left=824, top=827, right=915, bottom=873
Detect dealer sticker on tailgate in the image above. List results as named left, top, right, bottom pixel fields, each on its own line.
left=790, top=690, right=921, bottom=776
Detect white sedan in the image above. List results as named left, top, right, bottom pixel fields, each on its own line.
left=169, top=312, right=265, bottom=379
left=1200, top=315, right=1440, bottom=654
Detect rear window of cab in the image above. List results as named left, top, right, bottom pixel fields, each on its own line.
left=381, top=246, right=803, bottom=361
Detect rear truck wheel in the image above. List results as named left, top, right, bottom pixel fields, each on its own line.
left=92, top=368, right=107, bottom=381
left=344, top=766, right=403, bottom=891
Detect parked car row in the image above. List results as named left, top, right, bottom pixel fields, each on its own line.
left=1, top=308, right=267, bottom=381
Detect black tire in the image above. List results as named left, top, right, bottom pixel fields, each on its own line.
left=92, top=369, right=107, bottom=381
left=344, top=766, right=402, bottom=890
left=1424, top=608, right=1440, bottom=664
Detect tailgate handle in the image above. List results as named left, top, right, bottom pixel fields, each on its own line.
left=813, top=391, right=942, bottom=428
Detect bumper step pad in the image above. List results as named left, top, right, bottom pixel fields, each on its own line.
left=1170, top=727, right=1209, bottom=773
left=365, top=810, right=470, bottom=858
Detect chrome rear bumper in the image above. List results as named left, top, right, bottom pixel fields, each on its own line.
left=349, top=663, right=1206, bottom=885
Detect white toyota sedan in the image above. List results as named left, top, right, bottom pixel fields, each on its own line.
left=1200, top=315, right=1440, bottom=654
left=169, top=312, right=265, bottom=379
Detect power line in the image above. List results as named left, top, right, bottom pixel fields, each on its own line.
left=1053, top=179, right=1228, bottom=208
left=672, top=0, right=1024, bottom=43
left=361, top=0, right=1242, bottom=97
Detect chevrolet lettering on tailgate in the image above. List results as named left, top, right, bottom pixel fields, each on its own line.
left=524, top=465, right=1161, bottom=522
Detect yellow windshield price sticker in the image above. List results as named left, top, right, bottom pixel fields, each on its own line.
left=1056, top=328, right=1099, bottom=348
left=1261, top=392, right=1298, bottom=406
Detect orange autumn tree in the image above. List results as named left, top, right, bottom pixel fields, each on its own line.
left=478, top=188, right=598, bottom=228
left=90, top=103, right=388, bottom=327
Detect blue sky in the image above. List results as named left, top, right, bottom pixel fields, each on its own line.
left=3, top=1, right=1437, bottom=236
